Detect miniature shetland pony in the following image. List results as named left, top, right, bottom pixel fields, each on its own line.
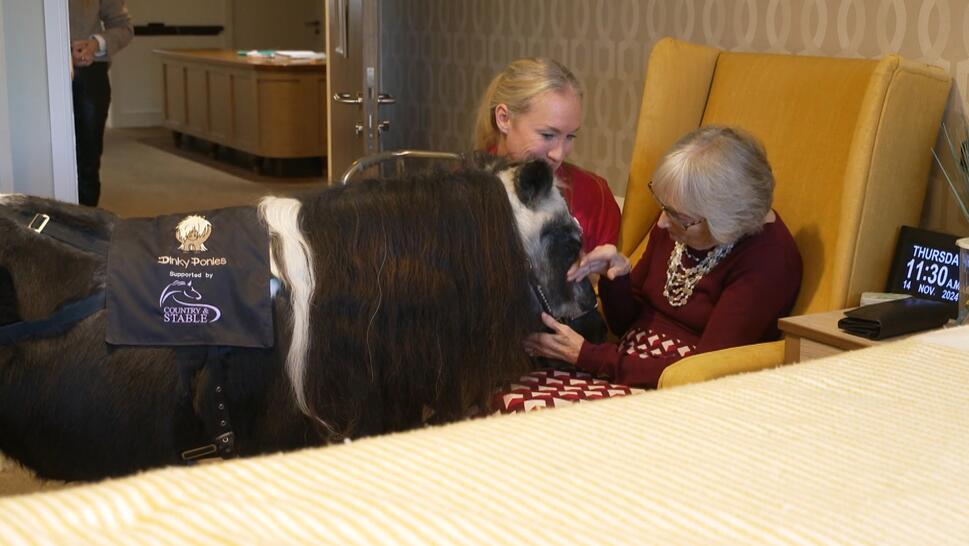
left=0, top=157, right=603, bottom=481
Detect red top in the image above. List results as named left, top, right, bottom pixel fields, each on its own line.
left=577, top=213, right=802, bottom=388
left=556, top=162, right=621, bottom=253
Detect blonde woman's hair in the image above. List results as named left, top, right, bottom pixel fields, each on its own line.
left=652, top=126, right=774, bottom=245
left=473, top=58, right=584, bottom=150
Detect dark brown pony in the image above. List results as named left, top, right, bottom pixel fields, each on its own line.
left=0, top=158, right=603, bottom=481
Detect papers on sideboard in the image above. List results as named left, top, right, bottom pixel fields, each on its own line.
left=241, top=50, right=326, bottom=61
left=274, top=50, right=326, bottom=60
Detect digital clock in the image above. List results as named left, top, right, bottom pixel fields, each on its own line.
left=886, top=226, right=959, bottom=317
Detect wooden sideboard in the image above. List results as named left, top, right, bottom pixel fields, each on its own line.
left=155, top=49, right=326, bottom=161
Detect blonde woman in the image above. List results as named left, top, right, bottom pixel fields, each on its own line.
left=474, top=58, right=621, bottom=253
left=524, top=126, right=803, bottom=388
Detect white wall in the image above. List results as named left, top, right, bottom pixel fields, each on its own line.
left=1, top=0, right=55, bottom=197
left=0, top=0, right=14, bottom=193
left=233, top=0, right=322, bottom=51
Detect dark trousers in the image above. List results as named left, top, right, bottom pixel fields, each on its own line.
left=72, top=62, right=111, bottom=207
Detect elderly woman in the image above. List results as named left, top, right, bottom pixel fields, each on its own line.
left=474, top=58, right=621, bottom=253
left=524, top=126, right=803, bottom=388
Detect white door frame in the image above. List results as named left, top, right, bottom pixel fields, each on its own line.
left=43, top=0, right=78, bottom=202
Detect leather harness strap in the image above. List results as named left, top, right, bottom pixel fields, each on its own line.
left=0, top=209, right=110, bottom=344
left=176, top=347, right=237, bottom=463
left=0, top=292, right=106, bottom=344
left=4, top=209, right=110, bottom=257
left=527, top=263, right=600, bottom=331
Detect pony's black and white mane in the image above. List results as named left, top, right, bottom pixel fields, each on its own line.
left=0, top=157, right=602, bottom=481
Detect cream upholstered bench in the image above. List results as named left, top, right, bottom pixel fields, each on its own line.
left=1, top=326, right=968, bottom=543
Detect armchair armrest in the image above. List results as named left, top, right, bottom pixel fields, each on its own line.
left=657, top=340, right=785, bottom=388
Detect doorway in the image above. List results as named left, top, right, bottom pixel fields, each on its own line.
left=35, top=0, right=425, bottom=213
left=102, top=0, right=330, bottom=216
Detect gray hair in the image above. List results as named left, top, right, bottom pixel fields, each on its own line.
left=652, top=126, right=774, bottom=244
left=472, top=58, right=583, bottom=150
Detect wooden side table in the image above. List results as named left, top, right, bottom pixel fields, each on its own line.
left=778, top=308, right=880, bottom=364
left=780, top=307, right=955, bottom=364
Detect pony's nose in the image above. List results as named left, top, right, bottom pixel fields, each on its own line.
left=567, top=281, right=607, bottom=343
left=571, top=276, right=596, bottom=302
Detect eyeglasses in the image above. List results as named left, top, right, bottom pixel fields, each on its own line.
left=648, top=182, right=705, bottom=230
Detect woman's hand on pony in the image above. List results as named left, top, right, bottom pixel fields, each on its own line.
left=523, top=312, right=585, bottom=365
left=566, top=244, right=631, bottom=283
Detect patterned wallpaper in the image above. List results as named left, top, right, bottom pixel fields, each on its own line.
left=383, top=0, right=969, bottom=234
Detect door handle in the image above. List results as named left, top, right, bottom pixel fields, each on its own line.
left=378, top=121, right=390, bottom=132
left=377, top=93, right=396, bottom=105
left=354, top=123, right=364, bottom=136
left=333, top=92, right=363, bottom=105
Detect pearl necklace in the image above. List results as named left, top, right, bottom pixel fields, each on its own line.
left=663, top=241, right=734, bottom=307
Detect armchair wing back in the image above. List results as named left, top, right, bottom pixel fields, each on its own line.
left=620, top=38, right=951, bottom=387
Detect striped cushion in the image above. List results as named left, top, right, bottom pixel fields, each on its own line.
left=2, top=327, right=968, bottom=544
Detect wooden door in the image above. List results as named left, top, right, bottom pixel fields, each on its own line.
left=326, top=0, right=367, bottom=181
left=326, top=0, right=416, bottom=182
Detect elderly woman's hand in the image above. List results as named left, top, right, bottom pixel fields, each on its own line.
left=523, top=312, right=585, bottom=364
left=566, top=244, right=631, bottom=282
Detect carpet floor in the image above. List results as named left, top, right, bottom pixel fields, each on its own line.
left=100, top=127, right=323, bottom=217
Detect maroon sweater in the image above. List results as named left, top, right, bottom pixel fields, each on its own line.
left=577, top=214, right=802, bottom=388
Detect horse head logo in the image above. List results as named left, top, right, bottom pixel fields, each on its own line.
left=160, top=280, right=201, bottom=305
left=159, top=280, right=222, bottom=323
left=175, top=215, right=212, bottom=252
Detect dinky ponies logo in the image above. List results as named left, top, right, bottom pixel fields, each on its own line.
left=158, top=215, right=228, bottom=268
left=159, top=280, right=222, bottom=324
left=175, top=215, right=212, bottom=252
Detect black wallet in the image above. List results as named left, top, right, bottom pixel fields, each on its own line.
left=837, top=297, right=950, bottom=340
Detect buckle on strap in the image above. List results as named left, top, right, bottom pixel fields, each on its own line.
left=28, top=213, right=50, bottom=233
left=181, top=443, right=217, bottom=462
left=214, top=431, right=235, bottom=455
left=180, top=431, right=235, bottom=462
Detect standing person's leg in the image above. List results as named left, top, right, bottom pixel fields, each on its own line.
left=72, top=62, right=111, bottom=207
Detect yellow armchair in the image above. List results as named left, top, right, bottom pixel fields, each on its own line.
left=620, top=38, right=952, bottom=388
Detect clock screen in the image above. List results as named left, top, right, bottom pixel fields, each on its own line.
left=886, top=226, right=959, bottom=317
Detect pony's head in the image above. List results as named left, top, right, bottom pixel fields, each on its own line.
left=483, top=157, right=607, bottom=342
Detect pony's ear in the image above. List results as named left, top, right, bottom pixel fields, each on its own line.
left=515, top=160, right=554, bottom=208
